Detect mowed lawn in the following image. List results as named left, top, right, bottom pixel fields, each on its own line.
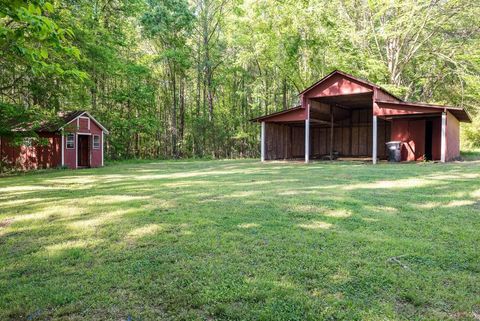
left=1, top=160, right=479, bottom=321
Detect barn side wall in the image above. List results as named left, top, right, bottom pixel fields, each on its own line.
left=0, top=133, right=61, bottom=170
left=390, top=117, right=442, bottom=161
left=446, top=111, right=460, bottom=161
left=391, top=119, right=424, bottom=161
left=431, top=118, right=441, bottom=160
left=264, top=123, right=304, bottom=160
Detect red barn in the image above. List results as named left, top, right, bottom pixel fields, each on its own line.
left=252, top=70, right=471, bottom=163
left=0, top=111, right=109, bottom=170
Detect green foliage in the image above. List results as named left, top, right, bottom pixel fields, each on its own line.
left=0, top=0, right=479, bottom=159
left=0, top=0, right=85, bottom=79
left=0, top=103, right=57, bottom=142
left=462, top=116, right=480, bottom=148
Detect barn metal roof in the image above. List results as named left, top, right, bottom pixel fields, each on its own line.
left=250, top=105, right=302, bottom=122
left=375, top=100, right=472, bottom=122
left=252, top=70, right=471, bottom=123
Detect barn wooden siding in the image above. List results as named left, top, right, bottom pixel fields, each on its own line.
left=264, top=108, right=390, bottom=160
left=391, top=117, right=442, bottom=161
left=446, top=111, right=460, bottom=161
left=265, top=124, right=304, bottom=159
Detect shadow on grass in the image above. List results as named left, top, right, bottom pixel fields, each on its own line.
left=0, top=159, right=479, bottom=320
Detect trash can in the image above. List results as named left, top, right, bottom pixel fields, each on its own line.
left=385, top=141, right=402, bottom=162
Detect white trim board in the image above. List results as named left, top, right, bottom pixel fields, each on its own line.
left=372, top=115, right=378, bottom=164
left=260, top=122, right=265, bottom=162
left=75, top=133, right=78, bottom=169
left=61, top=132, right=64, bottom=166
left=441, top=112, right=447, bottom=163
left=101, top=132, right=104, bottom=166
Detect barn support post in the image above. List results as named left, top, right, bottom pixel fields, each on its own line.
left=260, top=121, right=266, bottom=162
left=305, top=104, right=310, bottom=163
left=330, top=106, right=334, bottom=160
left=372, top=115, right=378, bottom=164
left=441, top=111, right=446, bottom=162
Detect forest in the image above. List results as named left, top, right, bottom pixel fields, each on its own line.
left=1, top=0, right=479, bottom=160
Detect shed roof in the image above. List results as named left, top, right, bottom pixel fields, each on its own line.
left=10, top=110, right=109, bottom=133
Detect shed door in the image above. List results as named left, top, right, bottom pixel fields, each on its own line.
left=77, top=135, right=90, bottom=167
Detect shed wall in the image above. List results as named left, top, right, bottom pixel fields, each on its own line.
left=63, top=119, right=104, bottom=169
left=63, top=131, right=77, bottom=169
left=79, top=117, right=90, bottom=131
left=0, top=133, right=61, bottom=170
left=89, top=121, right=103, bottom=167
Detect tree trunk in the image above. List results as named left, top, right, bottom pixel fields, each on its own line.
left=171, top=63, right=178, bottom=158
left=179, top=76, right=185, bottom=156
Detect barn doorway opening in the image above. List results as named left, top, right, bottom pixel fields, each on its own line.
left=77, top=134, right=90, bottom=167
left=425, top=120, right=433, bottom=161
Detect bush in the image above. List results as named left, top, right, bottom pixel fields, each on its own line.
left=462, top=116, right=480, bottom=149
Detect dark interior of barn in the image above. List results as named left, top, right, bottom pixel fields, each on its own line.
left=263, top=93, right=390, bottom=160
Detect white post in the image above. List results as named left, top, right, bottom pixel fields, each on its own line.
left=101, top=132, right=104, bottom=166
left=75, top=134, right=78, bottom=169
left=61, top=131, right=64, bottom=166
left=260, top=121, right=265, bottom=162
left=441, top=112, right=446, bottom=163
left=372, top=115, right=378, bottom=164
left=305, top=106, right=310, bottom=163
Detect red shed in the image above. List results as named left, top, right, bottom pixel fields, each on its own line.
left=0, top=111, right=109, bottom=170
left=252, top=70, right=471, bottom=163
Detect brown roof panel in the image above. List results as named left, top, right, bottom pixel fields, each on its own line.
left=250, top=106, right=304, bottom=122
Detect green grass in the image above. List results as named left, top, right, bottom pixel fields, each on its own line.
left=1, top=159, right=479, bottom=321
left=461, top=149, right=480, bottom=161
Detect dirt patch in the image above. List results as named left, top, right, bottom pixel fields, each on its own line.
left=0, top=218, right=13, bottom=228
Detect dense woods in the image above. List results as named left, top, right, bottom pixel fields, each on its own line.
left=1, top=0, right=479, bottom=160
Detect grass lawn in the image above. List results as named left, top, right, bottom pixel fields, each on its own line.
left=1, top=159, right=479, bottom=321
